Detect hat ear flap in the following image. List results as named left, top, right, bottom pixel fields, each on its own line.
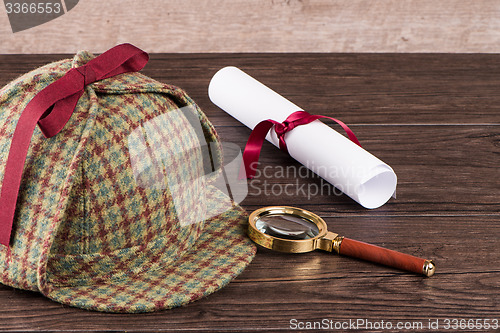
left=37, top=152, right=86, bottom=294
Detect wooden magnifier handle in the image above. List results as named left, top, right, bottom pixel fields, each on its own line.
left=337, top=237, right=436, bottom=277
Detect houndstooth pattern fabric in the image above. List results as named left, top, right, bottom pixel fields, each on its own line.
left=0, top=50, right=256, bottom=312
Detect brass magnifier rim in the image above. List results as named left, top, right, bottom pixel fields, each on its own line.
left=248, top=206, right=330, bottom=253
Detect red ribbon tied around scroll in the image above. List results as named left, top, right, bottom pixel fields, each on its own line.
left=0, top=43, right=149, bottom=246
left=240, top=111, right=362, bottom=179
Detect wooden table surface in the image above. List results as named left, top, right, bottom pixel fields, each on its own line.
left=0, top=53, right=499, bottom=332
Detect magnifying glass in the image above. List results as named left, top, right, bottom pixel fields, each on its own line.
left=248, top=206, right=435, bottom=277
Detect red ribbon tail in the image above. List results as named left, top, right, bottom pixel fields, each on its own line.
left=0, top=107, right=41, bottom=246
left=240, top=120, right=276, bottom=179
left=325, top=117, right=362, bottom=147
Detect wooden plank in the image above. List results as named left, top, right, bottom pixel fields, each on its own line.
left=2, top=53, right=500, bottom=124
left=0, top=215, right=498, bottom=331
left=153, top=53, right=500, bottom=126
left=1, top=0, right=500, bottom=53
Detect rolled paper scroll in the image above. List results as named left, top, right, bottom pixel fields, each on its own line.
left=208, top=66, right=397, bottom=209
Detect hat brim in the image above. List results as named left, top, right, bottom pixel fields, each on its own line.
left=42, top=191, right=256, bottom=313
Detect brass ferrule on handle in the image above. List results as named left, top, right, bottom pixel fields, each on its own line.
left=316, top=231, right=343, bottom=253
left=422, top=260, right=436, bottom=277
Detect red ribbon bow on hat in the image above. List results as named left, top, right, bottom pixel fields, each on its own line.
left=0, top=43, right=149, bottom=246
left=240, top=110, right=361, bottom=179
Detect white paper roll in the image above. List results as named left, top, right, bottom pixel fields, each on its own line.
left=208, top=66, right=397, bottom=209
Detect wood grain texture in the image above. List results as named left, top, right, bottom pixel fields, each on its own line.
left=1, top=0, right=500, bottom=53
left=0, top=53, right=499, bottom=332
left=3, top=53, right=500, bottom=124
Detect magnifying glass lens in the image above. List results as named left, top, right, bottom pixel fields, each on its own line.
left=255, top=214, right=320, bottom=240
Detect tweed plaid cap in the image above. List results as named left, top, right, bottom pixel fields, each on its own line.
left=0, top=50, right=256, bottom=312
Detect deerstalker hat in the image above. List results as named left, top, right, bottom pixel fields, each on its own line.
left=0, top=44, right=256, bottom=313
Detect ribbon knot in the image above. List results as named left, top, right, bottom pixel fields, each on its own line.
left=273, top=121, right=293, bottom=150
left=240, top=110, right=362, bottom=179
left=37, top=66, right=100, bottom=138
left=76, top=65, right=97, bottom=86
left=273, top=119, right=300, bottom=151
left=275, top=119, right=296, bottom=135
left=0, top=43, right=149, bottom=246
